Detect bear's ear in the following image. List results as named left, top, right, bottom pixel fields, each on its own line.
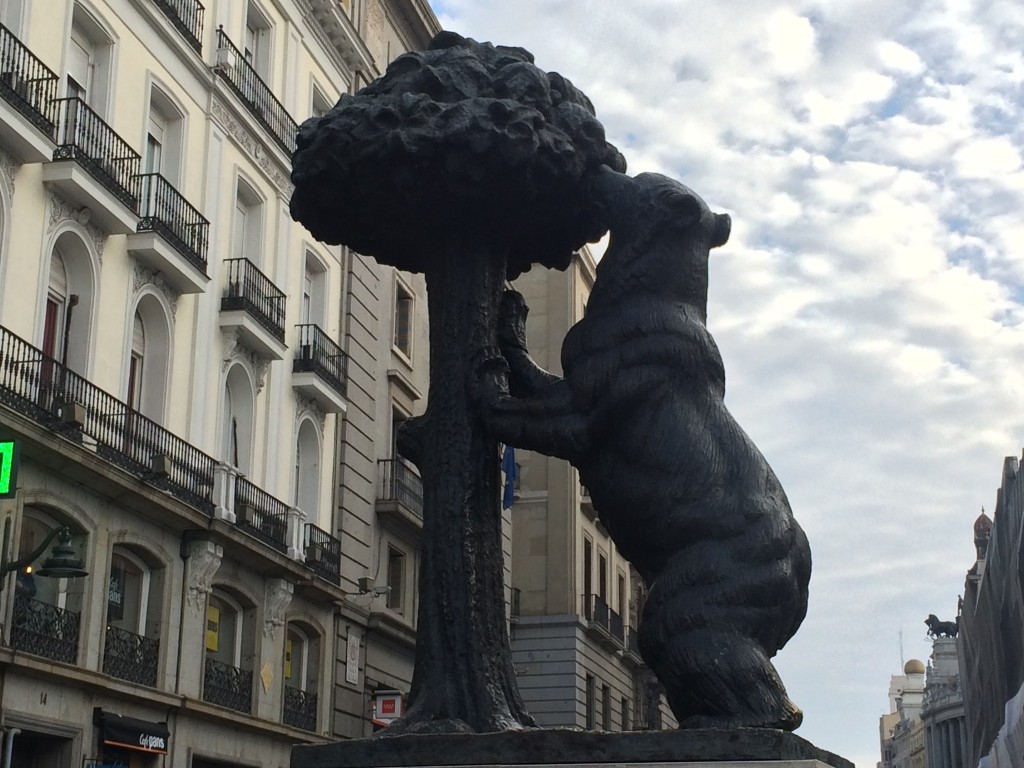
left=711, top=213, right=731, bottom=248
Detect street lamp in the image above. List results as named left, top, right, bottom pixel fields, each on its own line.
left=0, top=520, right=88, bottom=589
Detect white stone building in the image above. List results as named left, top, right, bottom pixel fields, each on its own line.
left=0, top=0, right=436, bottom=765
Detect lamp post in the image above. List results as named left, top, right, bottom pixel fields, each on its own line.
left=0, top=519, right=88, bottom=588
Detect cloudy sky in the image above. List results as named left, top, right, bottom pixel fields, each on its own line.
left=429, top=1, right=1024, bottom=764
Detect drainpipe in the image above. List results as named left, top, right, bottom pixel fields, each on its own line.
left=2, top=727, right=20, bottom=768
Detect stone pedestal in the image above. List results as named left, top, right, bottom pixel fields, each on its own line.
left=292, top=728, right=853, bottom=768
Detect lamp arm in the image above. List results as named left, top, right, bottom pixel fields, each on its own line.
left=1, top=525, right=68, bottom=576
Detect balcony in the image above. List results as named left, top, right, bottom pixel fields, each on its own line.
left=581, top=593, right=623, bottom=650
left=624, top=627, right=644, bottom=667
left=127, top=173, right=210, bottom=294
left=283, top=685, right=317, bottom=732
left=153, top=0, right=205, bottom=53
left=376, top=458, right=423, bottom=533
left=303, top=523, right=341, bottom=585
left=219, top=258, right=287, bottom=360
left=213, top=27, right=297, bottom=154
left=103, top=625, right=159, bottom=687
left=43, top=97, right=141, bottom=233
left=11, top=594, right=80, bottom=664
left=0, top=23, right=58, bottom=162
left=235, top=477, right=288, bottom=552
left=203, top=657, right=252, bottom=713
left=292, top=324, right=347, bottom=413
left=0, top=325, right=217, bottom=512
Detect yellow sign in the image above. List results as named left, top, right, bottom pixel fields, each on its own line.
left=206, top=605, right=220, bottom=652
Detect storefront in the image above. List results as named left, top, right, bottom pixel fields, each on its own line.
left=92, top=710, right=169, bottom=768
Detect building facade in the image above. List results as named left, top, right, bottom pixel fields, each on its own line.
left=505, top=248, right=674, bottom=732
left=0, top=0, right=435, bottom=765
left=879, top=660, right=927, bottom=768
left=921, top=638, right=967, bottom=768
left=959, top=459, right=1024, bottom=768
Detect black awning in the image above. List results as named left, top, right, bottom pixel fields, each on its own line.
left=94, top=709, right=170, bottom=754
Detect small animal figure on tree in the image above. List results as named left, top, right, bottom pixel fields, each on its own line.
left=474, top=166, right=811, bottom=731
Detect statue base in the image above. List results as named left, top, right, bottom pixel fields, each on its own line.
left=292, top=728, right=853, bottom=768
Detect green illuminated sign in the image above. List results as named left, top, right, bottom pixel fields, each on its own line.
left=0, top=440, right=18, bottom=499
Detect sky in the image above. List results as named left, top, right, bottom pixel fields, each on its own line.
left=428, top=1, right=1024, bottom=765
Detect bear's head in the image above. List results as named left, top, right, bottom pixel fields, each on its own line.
left=585, top=166, right=731, bottom=315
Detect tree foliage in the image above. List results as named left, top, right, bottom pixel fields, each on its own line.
left=290, top=31, right=626, bottom=278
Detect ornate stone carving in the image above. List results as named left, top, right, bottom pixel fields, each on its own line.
left=263, top=578, right=294, bottom=639
left=47, top=191, right=107, bottom=261
left=210, top=97, right=293, bottom=197
left=0, top=147, right=19, bottom=199
left=295, top=393, right=327, bottom=432
left=131, top=259, right=180, bottom=317
left=185, top=539, right=224, bottom=612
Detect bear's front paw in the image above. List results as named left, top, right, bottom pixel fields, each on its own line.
left=498, top=290, right=530, bottom=351
left=469, top=346, right=510, bottom=407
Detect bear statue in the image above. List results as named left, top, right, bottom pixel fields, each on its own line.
left=473, top=165, right=811, bottom=731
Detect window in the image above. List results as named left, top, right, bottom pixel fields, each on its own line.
left=67, top=6, right=113, bottom=116
left=144, top=86, right=184, bottom=186
left=386, top=546, right=404, bottom=612
left=393, top=281, right=413, bottom=358
left=12, top=508, right=86, bottom=664
left=584, top=674, right=595, bottom=730
left=621, top=696, right=630, bottom=731
left=602, top=683, right=611, bottom=730
left=43, top=249, right=70, bottom=363
left=294, top=419, right=321, bottom=522
left=42, top=233, right=95, bottom=376
left=302, top=251, right=326, bottom=326
left=124, top=296, right=170, bottom=422
left=232, top=179, right=263, bottom=265
left=104, top=547, right=164, bottom=687
left=244, top=2, right=272, bottom=80
left=311, top=86, right=332, bottom=120
left=617, top=572, right=626, bottom=619
left=0, top=0, right=26, bottom=35
left=582, top=537, right=592, bottom=619
left=222, top=364, right=254, bottom=472
left=283, top=623, right=320, bottom=731
left=598, top=553, right=607, bottom=602
left=204, top=588, right=256, bottom=712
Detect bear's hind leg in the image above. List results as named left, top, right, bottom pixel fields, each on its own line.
left=651, top=627, right=803, bottom=731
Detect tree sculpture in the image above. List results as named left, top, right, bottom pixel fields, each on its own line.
left=291, top=31, right=624, bottom=732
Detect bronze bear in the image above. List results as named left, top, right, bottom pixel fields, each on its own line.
left=474, top=166, right=810, bottom=730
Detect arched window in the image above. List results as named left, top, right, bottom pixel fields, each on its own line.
left=203, top=587, right=255, bottom=714
left=294, top=419, right=320, bottom=521
left=283, top=622, right=320, bottom=731
left=103, top=546, right=164, bottom=687
left=222, top=364, right=254, bottom=473
left=42, top=232, right=95, bottom=375
left=126, top=294, right=170, bottom=422
left=11, top=506, right=86, bottom=664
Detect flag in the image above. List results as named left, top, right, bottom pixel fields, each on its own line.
left=502, top=445, right=517, bottom=510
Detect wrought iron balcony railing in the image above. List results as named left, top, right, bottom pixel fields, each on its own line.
left=0, top=325, right=216, bottom=512
left=213, top=27, right=297, bottom=153
left=103, top=625, right=159, bottom=687
left=0, top=22, right=59, bottom=137
left=303, top=523, right=341, bottom=585
left=221, top=258, right=286, bottom=341
left=11, top=594, right=80, bottom=664
left=137, top=172, right=210, bottom=272
left=203, top=657, right=252, bottom=713
left=609, top=606, right=625, bottom=644
left=153, top=0, right=205, bottom=52
left=52, top=97, right=141, bottom=211
left=377, top=458, right=423, bottom=518
left=294, top=324, right=347, bottom=397
left=283, top=685, right=317, bottom=731
left=235, top=477, right=288, bottom=552
left=626, top=626, right=642, bottom=658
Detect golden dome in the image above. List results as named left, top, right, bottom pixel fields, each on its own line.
left=904, top=659, right=925, bottom=675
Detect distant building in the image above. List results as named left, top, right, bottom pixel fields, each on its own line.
left=921, top=638, right=967, bottom=768
left=880, top=660, right=927, bottom=768
left=958, top=455, right=1024, bottom=767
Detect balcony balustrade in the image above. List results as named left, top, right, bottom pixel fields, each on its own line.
left=213, top=27, right=297, bottom=153
left=0, top=22, right=58, bottom=138
left=377, top=458, right=423, bottom=518
left=0, top=325, right=216, bottom=512
left=609, top=606, right=625, bottom=644
left=103, top=625, right=159, bottom=687
left=153, top=0, right=205, bottom=52
left=136, top=172, right=210, bottom=274
left=303, top=523, right=341, bottom=585
left=235, top=477, right=288, bottom=552
left=221, top=258, right=286, bottom=347
left=294, top=324, right=347, bottom=398
left=203, top=657, right=252, bottom=713
left=283, top=685, right=317, bottom=731
left=11, top=594, right=80, bottom=664
left=52, top=97, right=141, bottom=212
